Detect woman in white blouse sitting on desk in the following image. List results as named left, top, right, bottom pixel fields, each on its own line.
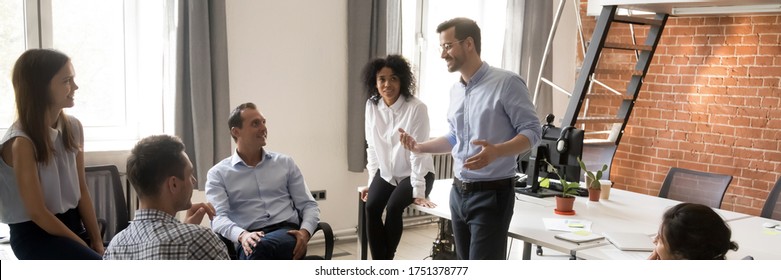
left=360, top=55, right=436, bottom=260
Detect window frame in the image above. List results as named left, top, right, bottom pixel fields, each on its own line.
left=0, top=0, right=174, bottom=152
left=400, top=0, right=509, bottom=138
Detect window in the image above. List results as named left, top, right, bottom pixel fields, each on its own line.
left=0, top=0, right=174, bottom=151
left=400, top=0, right=508, bottom=137
left=0, top=0, right=26, bottom=133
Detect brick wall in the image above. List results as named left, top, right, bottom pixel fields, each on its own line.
left=577, top=2, right=781, bottom=215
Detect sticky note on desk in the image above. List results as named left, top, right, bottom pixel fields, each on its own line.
left=543, top=218, right=593, bottom=232
left=568, top=222, right=585, bottom=228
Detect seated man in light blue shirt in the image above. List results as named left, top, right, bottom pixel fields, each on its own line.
left=206, top=102, right=320, bottom=260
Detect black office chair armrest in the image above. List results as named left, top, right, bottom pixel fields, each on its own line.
left=96, top=218, right=113, bottom=247
left=97, top=218, right=107, bottom=237
left=218, top=234, right=239, bottom=260
left=314, top=222, right=334, bottom=260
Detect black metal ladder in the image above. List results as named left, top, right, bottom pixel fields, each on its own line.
left=563, top=5, right=668, bottom=177
left=528, top=2, right=669, bottom=259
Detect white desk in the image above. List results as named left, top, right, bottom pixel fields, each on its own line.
left=575, top=216, right=781, bottom=260
left=410, top=180, right=663, bottom=259
left=501, top=188, right=680, bottom=259
left=359, top=179, right=756, bottom=259
left=407, top=179, right=751, bottom=260
left=724, top=216, right=781, bottom=260
left=406, top=179, right=453, bottom=219
left=409, top=180, right=600, bottom=259
left=0, top=223, right=16, bottom=260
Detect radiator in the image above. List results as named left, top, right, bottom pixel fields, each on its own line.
left=402, top=153, right=454, bottom=225
left=432, top=153, right=454, bottom=180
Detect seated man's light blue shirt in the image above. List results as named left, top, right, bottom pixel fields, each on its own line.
left=445, top=62, right=542, bottom=182
left=206, top=150, right=320, bottom=242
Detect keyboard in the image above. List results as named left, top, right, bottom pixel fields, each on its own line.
left=552, top=181, right=589, bottom=197
left=515, top=179, right=589, bottom=197
left=515, top=187, right=561, bottom=198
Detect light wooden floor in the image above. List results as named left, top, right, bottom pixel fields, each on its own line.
left=309, top=221, right=572, bottom=260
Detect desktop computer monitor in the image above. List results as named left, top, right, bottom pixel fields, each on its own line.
left=517, top=116, right=584, bottom=197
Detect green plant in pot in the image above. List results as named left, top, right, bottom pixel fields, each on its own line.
left=577, top=157, right=608, bottom=202
left=542, top=159, right=580, bottom=214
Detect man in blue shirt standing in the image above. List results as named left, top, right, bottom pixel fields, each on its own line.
left=206, top=102, right=320, bottom=260
left=400, top=17, right=541, bottom=260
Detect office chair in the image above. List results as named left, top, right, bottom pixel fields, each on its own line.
left=85, top=165, right=130, bottom=246
left=760, top=177, right=781, bottom=220
left=218, top=222, right=334, bottom=260
left=658, top=167, right=732, bottom=208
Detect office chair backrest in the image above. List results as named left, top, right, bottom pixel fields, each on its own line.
left=85, top=165, right=130, bottom=244
left=760, top=177, right=781, bottom=220
left=658, top=167, right=732, bottom=208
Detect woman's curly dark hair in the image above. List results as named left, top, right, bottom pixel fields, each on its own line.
left=361, top=54, right=416, bottom=105
left=661, top=202, right=738, bottom=259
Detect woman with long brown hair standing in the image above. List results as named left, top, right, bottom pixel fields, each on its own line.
left=0, top=49, right=103, bottom=259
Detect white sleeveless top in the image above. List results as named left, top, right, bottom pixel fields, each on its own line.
left=0, top=116, right=83, bottom=224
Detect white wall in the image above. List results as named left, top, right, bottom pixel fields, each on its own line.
left=83, top=0, right=578, bottom=234
left=223, top=0, right=366, bottom=232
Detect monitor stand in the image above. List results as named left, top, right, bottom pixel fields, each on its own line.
left=517, top=144, right=563, bottom=198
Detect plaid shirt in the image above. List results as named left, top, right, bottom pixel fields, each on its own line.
left=104, top=209, right=229, bottom=260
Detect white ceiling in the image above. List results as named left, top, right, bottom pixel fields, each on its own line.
left=588, top=0, right=781, bottom=16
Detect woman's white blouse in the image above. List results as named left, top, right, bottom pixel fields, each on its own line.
left=365, top=97, right=435, bottom=199
left=0, top=116, right=83, bottom=224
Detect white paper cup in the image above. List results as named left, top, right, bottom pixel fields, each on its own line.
left=599, top=179, right=612, bottom=200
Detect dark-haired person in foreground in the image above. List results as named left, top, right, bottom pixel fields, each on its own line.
left=103, top=135, right=229, bottom=260
left=360, top=54, right=436, bottom=260
left=649, top=202, right=738, bottom=260
left=399, top=17, right=541, bottom=259
left=206, top=102, right=320, bottom=260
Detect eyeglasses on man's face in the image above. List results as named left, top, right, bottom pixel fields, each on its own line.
left=439, top=39, right=465, bottom=53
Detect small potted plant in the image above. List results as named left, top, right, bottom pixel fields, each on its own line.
left=577, top=157, right=608, bottom=202
left=542, top=160, right=581, bottom=215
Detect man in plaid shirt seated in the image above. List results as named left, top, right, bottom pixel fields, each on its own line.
left=104, top=135, right=229, bottom=260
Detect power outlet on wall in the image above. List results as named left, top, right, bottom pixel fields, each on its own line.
left=311, top=190, right=326, bottom=201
